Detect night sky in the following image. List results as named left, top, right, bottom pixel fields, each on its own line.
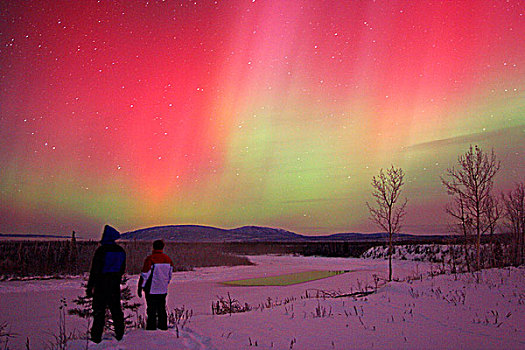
left=1, top=0, right=524, bottom=239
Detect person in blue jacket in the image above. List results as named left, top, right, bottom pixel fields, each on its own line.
left=86, top=225, right=126, bottom=343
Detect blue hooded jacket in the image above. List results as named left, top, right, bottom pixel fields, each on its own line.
left=87, top=225, right=126, bottom=291
left=100, top=225, right=121, bottom=244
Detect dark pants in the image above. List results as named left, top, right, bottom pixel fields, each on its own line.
left=91, top=281, right=125, bottom=342
left=145, top=293, right=168, bottom=330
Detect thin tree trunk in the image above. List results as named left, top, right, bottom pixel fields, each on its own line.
left=476, top=234, right=481, bottom=270
left=518, top=219, right=525, bottom=265
left=459, top=199, right=471, bottom=272
left=476, top=201, right=481, bottom=271
left=388, top=231, right=392, bottom=281
left=388, top=254, right=392, bottom=281
left=463, top=240, right=470, bottom=272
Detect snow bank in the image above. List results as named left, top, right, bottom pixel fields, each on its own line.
left=362, top=244, right=510, bottom=270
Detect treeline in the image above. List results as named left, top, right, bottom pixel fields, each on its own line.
left=0, top=239, right=438, bottom=278
left=215, top=235, right=512, bottom=260
left=216, top=241, right=381, bottom=257
left=0, top=240, right=253, bottom=278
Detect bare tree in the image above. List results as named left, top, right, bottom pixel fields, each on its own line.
left=501, top=182, right=525, bottom=266
left=445, top=195, right=474, bottom=271
left=441, top=145, right=500, bottom=270
left=366, top=165, right=407, bottom=281
left=486, top=195, right=502, bottom=267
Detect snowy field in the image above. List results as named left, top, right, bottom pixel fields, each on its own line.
left=0, top=255, right=524, bottom=349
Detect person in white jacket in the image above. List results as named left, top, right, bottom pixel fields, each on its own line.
left=137, top=240, right=174, bottom=330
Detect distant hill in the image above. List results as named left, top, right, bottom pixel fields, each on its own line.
left=120, top=225, right=308, bottom=242
left=120, top=225, right=449, bottom=242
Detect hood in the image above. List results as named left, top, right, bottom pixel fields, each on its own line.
left=100, top=225, right=120, bottom=244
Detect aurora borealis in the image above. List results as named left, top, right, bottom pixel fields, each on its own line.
left=1, top=1, right=524, bottom=238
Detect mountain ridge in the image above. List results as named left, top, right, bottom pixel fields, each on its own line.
left=120, top=224, right=447, bottom=242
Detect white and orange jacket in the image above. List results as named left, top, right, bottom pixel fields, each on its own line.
left=140, top=249, right=174, bottom=295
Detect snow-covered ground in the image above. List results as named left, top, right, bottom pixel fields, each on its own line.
left=0, top=255, right=524, bottom=349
